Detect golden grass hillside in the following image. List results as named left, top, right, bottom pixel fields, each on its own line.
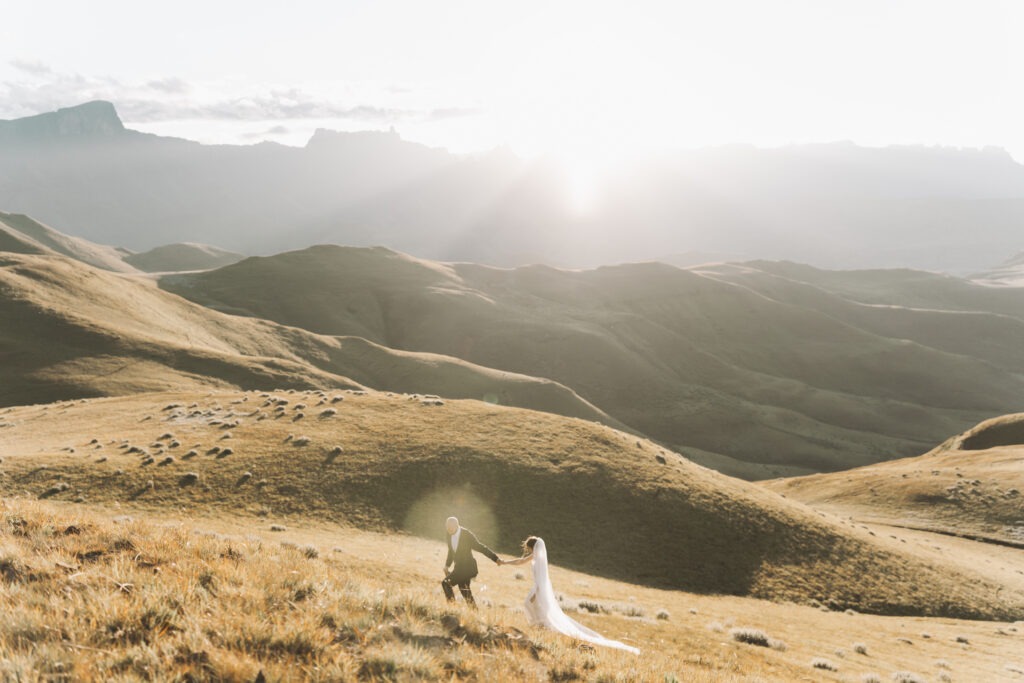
left=2, top=390, right=1023, bottom=622
left=162, top=245, right=1024, bottom=477
left=0, top=252, right=615, bottom=428
left=0, top=211, right=137, bottom=273
left=6, top=498, right=1023, bottom=682
left=766, top=413, right=1024, bottom=546
left=123, top=242, right=245, bottom=273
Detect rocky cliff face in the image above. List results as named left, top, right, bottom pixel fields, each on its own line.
left=0, top=100, right=126, bottom=145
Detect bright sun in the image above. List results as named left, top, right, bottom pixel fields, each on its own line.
left=484, top=11, right=676, bottom=214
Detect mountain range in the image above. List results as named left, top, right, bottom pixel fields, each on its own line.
left=3, top=102, right=1024, bottom=272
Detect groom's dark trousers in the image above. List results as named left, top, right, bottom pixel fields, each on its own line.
left=442, top=527, right=499, bottom=606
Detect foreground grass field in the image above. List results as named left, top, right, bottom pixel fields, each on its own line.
left=2, top=498, right=1023, bottom=682
left=3, top=390, right=1023, bottom=621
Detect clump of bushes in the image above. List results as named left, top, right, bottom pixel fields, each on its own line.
left=729, top=628, right=770, bottom=647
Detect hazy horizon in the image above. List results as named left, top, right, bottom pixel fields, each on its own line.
left=3, top=0, right=1023, bottom=171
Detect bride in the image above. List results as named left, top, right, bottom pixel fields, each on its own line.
left=501, top=536, right=640, bottom=654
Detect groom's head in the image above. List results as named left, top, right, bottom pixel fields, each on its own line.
left=445, top=516, right=459, bottom=535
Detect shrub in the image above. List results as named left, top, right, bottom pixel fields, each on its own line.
left=853, top=643, right=868, bottom=655
left=303, top=546, right=319, bottom=559
left=656, top=609, right=670, bottom=620
left=613, top=603, right=645, bottom=618
left=158, top=456, right=174, bottom=466
left=217, top=448, right=233, bottom=458
left=862, top=676, right=882, bottom=683
left=270, top=525, right=287, bottom=532
left=729, top=628, right=769, bottom=647
left=179, top=472, right=199, bottom=486
left=293, top=436, right=311, bottom=446
left=41, top=482, right=71, bottom=498
left=320, top=408, right=338, bottom=418
left=892, top=673, right=925, bottom=683
left=812, top=658, right=838, bottom=671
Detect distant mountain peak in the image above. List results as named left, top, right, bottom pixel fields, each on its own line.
left=305, top=127, right=402, bottom=149
left=0, top=100, right=125, bottom=144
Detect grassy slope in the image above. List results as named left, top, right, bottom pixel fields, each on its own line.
left=163, top=245, right=1024, bottom=475
left=1, top=390, right=1022, bottom=622
left=765, top=413, right=1024, bottom=546
left=0, top=211, right=137, bottom=273
left=740, top=259, right=1024, bottom=317
left=6, top=500, right=1022, bottom=682
left=123, top=242, right=245, bottom=273
left=0, top=252, right=616, bottom=427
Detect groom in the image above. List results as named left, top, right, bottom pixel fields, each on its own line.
left=442, top=516, right=502, bottom=606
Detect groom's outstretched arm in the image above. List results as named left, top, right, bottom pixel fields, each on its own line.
left=467, top=530, right=500, bottom=564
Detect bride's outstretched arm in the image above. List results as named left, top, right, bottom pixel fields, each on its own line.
left=500, top=553, right=533, bottom=566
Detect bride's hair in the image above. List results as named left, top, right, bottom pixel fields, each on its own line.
left=521, top=536, right=539, bottom=554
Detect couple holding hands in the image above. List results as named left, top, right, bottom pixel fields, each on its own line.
left=441, top=516, right=639, bottom=654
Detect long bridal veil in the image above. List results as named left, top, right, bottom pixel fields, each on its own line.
left=525, top=538, right=640, bottom=654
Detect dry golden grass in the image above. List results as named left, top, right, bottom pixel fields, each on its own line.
left=0, top=211, right=138, bottom=273
left=0, top=252, right=613, bottom=427
left=766, top=413, right=1024, bottom=546
left=2, top=390, right=1023, bottom=622
left=2, top=497, right=1023, bottom=682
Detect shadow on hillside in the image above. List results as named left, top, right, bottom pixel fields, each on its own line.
left=354, top=460, right=774, bottom=597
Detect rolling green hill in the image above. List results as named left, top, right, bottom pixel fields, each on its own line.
left=162, top=246, right=1024, bottom=476
left=123, top=242, right=245, bottom=272
left=0, top=252, right=616, bottom=427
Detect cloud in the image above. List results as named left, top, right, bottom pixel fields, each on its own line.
left=146, top=77, right=190, bottom=94
left=241, top=124, right=291, bottom=140
left=426, top=107, right=481, bottom=122
left=9, top=59, right=51, bottom=76
left=0, top=68, right=479, bottom=128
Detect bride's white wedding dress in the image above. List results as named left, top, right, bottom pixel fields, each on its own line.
left=523, top=538, right=640, bottom=654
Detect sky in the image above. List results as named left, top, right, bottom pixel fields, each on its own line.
left=2, top=0, right=1023, bottom=173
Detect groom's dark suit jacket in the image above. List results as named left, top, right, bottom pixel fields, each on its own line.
left=445, top=527, right=499, bottom=584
